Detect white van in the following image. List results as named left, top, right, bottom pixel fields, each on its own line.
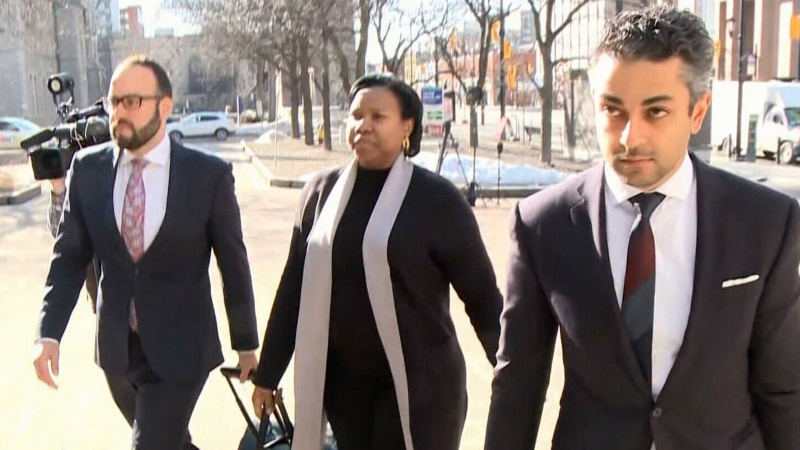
left=711, top=80, right=800, bottom=163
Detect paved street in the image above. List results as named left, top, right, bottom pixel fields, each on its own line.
left=2, top=137, right=800, bottom=449
left=708, top=152, right=800, bottom=199
left=0, top=141, right=558, bottom=449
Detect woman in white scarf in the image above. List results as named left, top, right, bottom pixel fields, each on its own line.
left=251, top=74, right=502, bottom=450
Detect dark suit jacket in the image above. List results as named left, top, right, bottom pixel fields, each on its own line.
left=37, top=141, right=259, bottom=384
left=255, top=165, right=502, bottom=449
left=486, top=153, right=800, bottom=450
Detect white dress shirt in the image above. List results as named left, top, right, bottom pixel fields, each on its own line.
left=602, top=153, right=697, bottom=400
left=113, top=134, right=171, bottom=249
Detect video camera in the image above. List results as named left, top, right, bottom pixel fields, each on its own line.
left=19, top=73, right=111, bottom=180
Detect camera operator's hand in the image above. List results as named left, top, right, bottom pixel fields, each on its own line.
left=48, top=178, right=66, bottom=195
left=33, top=340, right=60, bottom=389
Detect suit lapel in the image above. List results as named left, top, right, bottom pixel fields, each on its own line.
left=97, top=146, right=130, bottom=260
left=572, top=165, right=651, bottom=397
left=658, top=153, right=725, bottom=398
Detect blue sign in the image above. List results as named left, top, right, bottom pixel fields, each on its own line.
left=421, top=86, right=445, bottom=126
left=520, top=11, right=533, bottom=45
left=421, top=86, right=443, bottom=105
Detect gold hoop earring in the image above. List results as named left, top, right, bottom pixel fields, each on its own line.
left=402, top=136, right=410, bottom=151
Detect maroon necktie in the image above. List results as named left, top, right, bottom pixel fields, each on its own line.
left=121, top=158, right=147, bottom=331
left=621, top=192, right=665, bottom=385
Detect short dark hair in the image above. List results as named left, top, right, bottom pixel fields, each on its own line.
left=117, top=54, right=173, bottom=98
left=348, top=74, right=423, bottom=157
left=592, top=5, right=713, bottom=108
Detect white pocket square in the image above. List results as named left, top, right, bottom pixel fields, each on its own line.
left=721, top=275, right=760, bottom=288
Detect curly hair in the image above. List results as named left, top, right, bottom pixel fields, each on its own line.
left=348, top=73, right=423, bottom=157
left=592, top=5, right=714, bottom=109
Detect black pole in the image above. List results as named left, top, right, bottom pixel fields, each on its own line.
left=734, top=0, right=746, bottom=160
left=499, top=0, right=506, bottom=127
left=434, top=44, right=440, bottom=86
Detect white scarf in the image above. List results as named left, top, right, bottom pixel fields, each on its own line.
left=293, top=153, right=415, bottom=450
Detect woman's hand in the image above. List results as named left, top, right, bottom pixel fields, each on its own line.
left=252, top=386, right=276, bottom=418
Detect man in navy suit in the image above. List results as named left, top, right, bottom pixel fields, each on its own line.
left=485, top=6, right=800, bottom=449
left=33, top=55, right=259, bottom=449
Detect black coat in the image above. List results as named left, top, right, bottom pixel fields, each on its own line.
left=37, top=142, right=259, bottom=384
left=486, top=153, right=800, bottom=450
left=256, top=164, right=503, bottom=449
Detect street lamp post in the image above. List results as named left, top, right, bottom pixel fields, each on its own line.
left=499, top=0, right=506, bottom=127
left=734, top=0, right=746, bottom=160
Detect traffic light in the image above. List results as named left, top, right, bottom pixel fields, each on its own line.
left=713, top=40, right=721, bottom=57
left=791, top=14, right=800, bottom=41
left=507, top=65, right=517, bottom=90
left=492, top=20, right=500, bottom=43
left=503, top=40, right=512, bottom=60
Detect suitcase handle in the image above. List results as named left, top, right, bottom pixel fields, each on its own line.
left=220, top=366, right=294, bottom=448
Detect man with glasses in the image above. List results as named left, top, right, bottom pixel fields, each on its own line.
left=32, top=55, right=260, bottom=450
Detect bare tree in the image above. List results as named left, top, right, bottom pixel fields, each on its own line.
left=319, top=27, right=334, bottom=150
left=434, top=34, right=471, bottom=92
left=165, top=0, right=278, bottom=118
left=327, top=29, right=353, bottom=97
left=372, top=0, right=455, bottom=76
left=435, top=0, right=499, bottom=128
left=356, top=0, right=371, bottom=78
left=325, top=0, right=358, bottom=96
left=168, top=0, right=318, bottom=142
left=526, top=0, right=593, bottom=164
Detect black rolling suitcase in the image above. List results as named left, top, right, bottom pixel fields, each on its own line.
left=220, top=367, right=337, bottom=450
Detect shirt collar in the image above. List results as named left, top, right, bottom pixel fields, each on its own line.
left=604, top=152, right=695, bottom=206
left=114, top=133, right=171, bottom=167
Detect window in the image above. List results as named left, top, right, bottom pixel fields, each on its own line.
left=200, top=115, right=220, bottom=122
left=785, top=108, right=800, bottom=127
left=0, top=122, right=19, bottom=132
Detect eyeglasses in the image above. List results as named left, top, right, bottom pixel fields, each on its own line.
left=103, top=95, right=163, bottom=112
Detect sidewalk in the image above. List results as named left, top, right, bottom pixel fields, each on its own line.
left=0, top=160, right=531, bottom=450
left=0, top=150, right=41, bottom=205
left=244, top=132, right=600, bottom=193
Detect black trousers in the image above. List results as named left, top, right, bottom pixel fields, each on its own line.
left=104, top=332, right=206, bottom=450
left=324, top=369, right=406, bottom=450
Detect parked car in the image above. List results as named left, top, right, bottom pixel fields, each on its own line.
left=0, top=117, right=41, bottom=149
left=166, top=112, right=236, bottom=142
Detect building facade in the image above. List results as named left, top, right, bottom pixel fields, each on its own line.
left=714, top=0, right=800, bottom=82
left=112, top=33, right=261, bottom=113
left=0, top=0, right=102, bottom=125
left=0, top=0, right=58, bottom=124
left=120, top=5, right=144, bottom=38
left=94, top=0, right=120, bottom=93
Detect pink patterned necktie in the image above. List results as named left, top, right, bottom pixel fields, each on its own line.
left=121, top=158, right=148, bottom=331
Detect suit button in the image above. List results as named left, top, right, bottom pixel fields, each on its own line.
left=652, top=407, right=663, bottom=418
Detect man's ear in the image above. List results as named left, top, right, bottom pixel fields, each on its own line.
left=690, top=91, right=711, bottom=134
left=160, top=97, right=174, bottom=121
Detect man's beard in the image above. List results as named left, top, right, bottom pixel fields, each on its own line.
left=113, top=108, right=161, bottom=151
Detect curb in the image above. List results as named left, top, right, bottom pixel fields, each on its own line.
left=270, top=178, right=307, bottom=188
left=241, top=140, right=277, bottom=183
left=0, top=183, right=41, bottom=205
left=241, top=140, right=547, bottom=198
left=462, top=185, right=544, bottom=199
